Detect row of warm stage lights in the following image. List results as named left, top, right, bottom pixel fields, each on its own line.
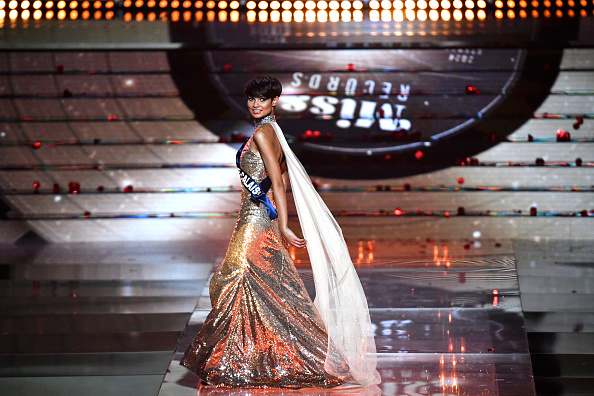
left=1, top=0, right=593, bottom=20
left=244, top=0, right=491, bottom=22
left=0, top=0, right=489, bottom=21
left=494, top=0, right=593, bottom=18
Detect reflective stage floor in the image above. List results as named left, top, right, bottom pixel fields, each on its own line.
left=2, top=237, right=593, bottom=395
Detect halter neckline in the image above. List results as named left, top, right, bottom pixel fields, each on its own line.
left=254, top=115, right=276, bottom=128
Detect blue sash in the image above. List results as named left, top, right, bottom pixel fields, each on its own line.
left=236, top=139, right=278, bottom=220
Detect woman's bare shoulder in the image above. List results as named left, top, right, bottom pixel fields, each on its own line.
left=253, top=123, right=276, bottom=145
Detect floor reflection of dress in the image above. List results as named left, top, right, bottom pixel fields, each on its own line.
left=180, top=135, right=347, bottom=389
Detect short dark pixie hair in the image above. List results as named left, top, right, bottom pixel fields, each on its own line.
left=244, top=76, right=282, bottom=99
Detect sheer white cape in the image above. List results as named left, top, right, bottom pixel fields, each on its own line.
left=270, top=121, right=381, bottom=386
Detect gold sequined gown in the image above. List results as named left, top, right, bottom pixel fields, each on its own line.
left=180, top=136, right=347, bottom=388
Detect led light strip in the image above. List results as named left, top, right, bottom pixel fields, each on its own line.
left=1, top=0, right=593, bottom=22
left=3, top=209, right=592, bottom=219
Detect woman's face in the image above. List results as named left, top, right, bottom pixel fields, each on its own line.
left=247, top=95, right=278, bottom=119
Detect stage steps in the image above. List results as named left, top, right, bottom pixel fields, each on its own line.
left=0, top=240, right=226, bottom=396
left=515, top=240, right=594, bottom=395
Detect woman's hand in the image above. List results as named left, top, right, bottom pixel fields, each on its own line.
left=281, top=227, right=307, bottom=249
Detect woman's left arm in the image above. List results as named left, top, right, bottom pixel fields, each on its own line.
left=253, top=125, right=306, bottom=249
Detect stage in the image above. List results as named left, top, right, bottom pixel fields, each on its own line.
left=1, top=2, right=593, bottom=395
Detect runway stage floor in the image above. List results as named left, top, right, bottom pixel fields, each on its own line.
left=0, top=236, right=546, bottom=396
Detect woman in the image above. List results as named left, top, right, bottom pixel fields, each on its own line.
left=181, top=76, right=380, bottom=389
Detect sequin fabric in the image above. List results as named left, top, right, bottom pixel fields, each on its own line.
left=180, top=123, right=347, bottom=388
